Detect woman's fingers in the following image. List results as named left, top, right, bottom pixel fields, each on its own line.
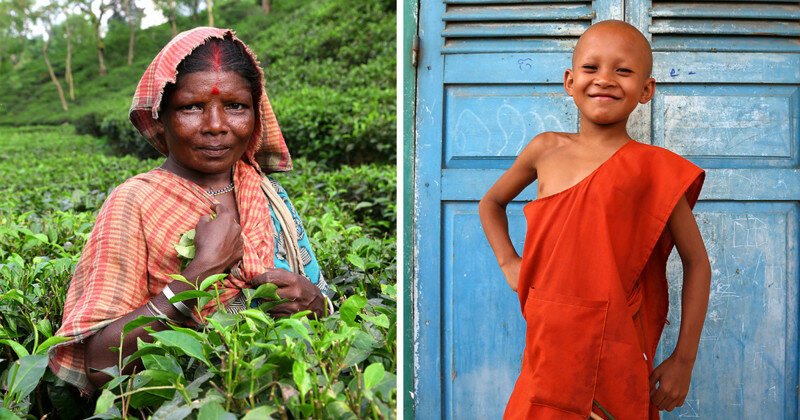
left=253, top=269, right=325, bottom=318
left=252, top=269, right=295, bottom=287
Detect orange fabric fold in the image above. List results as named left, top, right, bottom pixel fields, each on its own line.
left=504, top=140, right=704, bottom=420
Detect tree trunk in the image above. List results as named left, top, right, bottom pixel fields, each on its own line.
left=43, top=42, right=68, bottom=111
left=206, top=0, right=214, bottom=26
left=169, top=0, right=178, bottom=37
left=65, top=24, right=74, bottom=100
left=126, top=0, right=135, bottom=65
left=262, top=0, right=271, bottom=14
left=97, top=44, right=107, bottom=76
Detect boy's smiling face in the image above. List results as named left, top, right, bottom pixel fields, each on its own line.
left=564, top=21, right=656, bottom=128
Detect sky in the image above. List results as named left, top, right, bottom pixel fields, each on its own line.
left=30, top=0, right=168, bottom=39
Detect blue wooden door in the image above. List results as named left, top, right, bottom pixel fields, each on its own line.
left=413, top=0, right=800, bottom=418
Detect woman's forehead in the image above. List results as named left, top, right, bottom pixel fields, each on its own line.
left=172, top=70, right=253, bottom=96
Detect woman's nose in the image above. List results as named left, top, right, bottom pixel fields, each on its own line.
left=204, top=104, right=227, bottom=134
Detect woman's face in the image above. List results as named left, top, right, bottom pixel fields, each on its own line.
left=158, top=70, right=255, bottom=179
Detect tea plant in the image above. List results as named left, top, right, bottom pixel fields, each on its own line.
left=0, top=126, right=396, bottom=418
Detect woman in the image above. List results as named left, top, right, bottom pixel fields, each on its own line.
left=49, top=27, right=333, bottom=394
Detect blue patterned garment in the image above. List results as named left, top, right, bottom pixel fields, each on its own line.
left=267, top=177, right=333, bottom=298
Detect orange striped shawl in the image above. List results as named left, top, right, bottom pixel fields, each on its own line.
left=49, top=160, right=274, bottom=394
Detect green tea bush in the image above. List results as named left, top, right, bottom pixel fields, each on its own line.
left=0, top=0, right=395, bottom=166
left=0, top=126, right=396, bottom=418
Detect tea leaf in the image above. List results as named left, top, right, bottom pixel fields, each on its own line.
left=150, top=330, right=209, bottom=365
left=123, top=315, right=167, bottom=335
left=0, top=339, right=29, bottom=358
left=34, top=336, right=71, bottom=355
left=198, top=401, right=236, bottom=420
left=363, top=363, right=384, bottom=390
left=251, top=282, right=280, bottom=300
left=241, top=309, right=270, bottom=325
left=325, top=400, right=357, bottom=420
left=142, top=354, right=183, bottom=376
left=340, top=295, right=367, bottom=327
left=360, top=313, right=390, bottom=329
left=277, top=318, right=312, bottom=343
left=242, top=406, right=277, bottom=419
left=0, top=407, right=22, bottom=420
left=174, top=244, right=195, bottom=260
left=103, top=374, right=130, bottom=390
left=346, top=254, right=366, bottom=271
left=292, top=360, right=312, bottom=397
left=6, top=354, right=48, bottom=401
left=94, top=389, right=116, bottom=415
left=169, top=290, right=213, bottom=303
left=167, top=274, right=192, bottom=286
left=199, top=274, right=228, bottom=292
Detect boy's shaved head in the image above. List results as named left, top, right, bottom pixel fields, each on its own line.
left=573, top=20, right=653, bottom=77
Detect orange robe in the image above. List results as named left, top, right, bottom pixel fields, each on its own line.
left=504, top=140, right=704, bottom=420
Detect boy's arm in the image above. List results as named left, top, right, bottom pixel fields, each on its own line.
left=478, top=136, right=542, bottom=291
left=650, top=195, right=711, bottom=412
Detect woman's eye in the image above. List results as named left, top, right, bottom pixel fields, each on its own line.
left=227, top=103, right=246, bottom=110
left=180, top=104, right=201, bottom=111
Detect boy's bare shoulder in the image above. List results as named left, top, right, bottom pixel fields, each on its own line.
left=519, top=132, right=575, bottom=169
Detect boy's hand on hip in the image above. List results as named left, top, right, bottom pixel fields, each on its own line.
left=500, top=257, right=522, bottom=292
left=649, top=354, right=694, bottom=412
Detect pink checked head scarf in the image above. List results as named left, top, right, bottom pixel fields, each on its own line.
left=129, top=27, right=292, bottom=173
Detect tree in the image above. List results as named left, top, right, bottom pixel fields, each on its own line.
left=262, top=0, right=270, bottom=14
left=123, top=0, right=142, bottom=65
left=39, top=6, right=69, bottom=111
left=75, top=0, right=112, bottom=76
left=205, top=0, right=213, bottom=26
left=153, top=0, right=178, bottom=37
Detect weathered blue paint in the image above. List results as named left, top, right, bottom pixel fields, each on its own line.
left=413, top=0, right=800, bottom=418
left=650, top=3, right=800, bottom=19
left=443, top=4, right=594, bottom=21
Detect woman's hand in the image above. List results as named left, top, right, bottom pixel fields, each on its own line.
left=649, top=353, right=695, bottom=411
left=186, top=202, right=243, bottom=284
left=500, top=256, right=522, bottom=292
left=252, top=268, right=326, bottom=318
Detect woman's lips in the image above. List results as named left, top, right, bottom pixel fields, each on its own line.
left=197, top=146, right=231, bottom=157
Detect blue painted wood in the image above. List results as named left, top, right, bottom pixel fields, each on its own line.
left=652, top=37, right=800, bottom=53
left=442, top=38, right=577, bottom=54
left=443, top=4, right=593, bottom=21
left=414, top=0, right=447, bottom=418
left=659, top=202, right=799, bottom=419
left=415, top=0, right=800, bottom=418
left=650, top=3, right=800, bottom=19
left=442, top=22, right=588, bottom=38
left=442, top=202, right=528, bottom=419
left=444, top=85, right=578, bottom=167
left=649, top=19, right=800, bottom=36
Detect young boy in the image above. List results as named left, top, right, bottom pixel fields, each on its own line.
left=479, top=20, right=712, bottom=419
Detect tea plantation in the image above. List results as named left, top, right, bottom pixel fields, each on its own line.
left=0, top=126, right=397, bottom=418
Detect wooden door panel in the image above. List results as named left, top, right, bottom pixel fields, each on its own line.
left=659, top=203, right=799, bottom=418
left=442, top=202, right=527, bottom=419
left=445, top=85, right=577, bottom=167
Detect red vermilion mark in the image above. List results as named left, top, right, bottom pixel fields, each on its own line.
left=210, top=42, right=222, bottom=95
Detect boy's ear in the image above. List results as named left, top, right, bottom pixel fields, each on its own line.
left=563, top=69, right=574, bottom=97
left=639, top=77, right=656, bottom=104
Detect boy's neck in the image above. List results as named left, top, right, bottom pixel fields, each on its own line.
left=576, top=116, right=633, bottom=146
